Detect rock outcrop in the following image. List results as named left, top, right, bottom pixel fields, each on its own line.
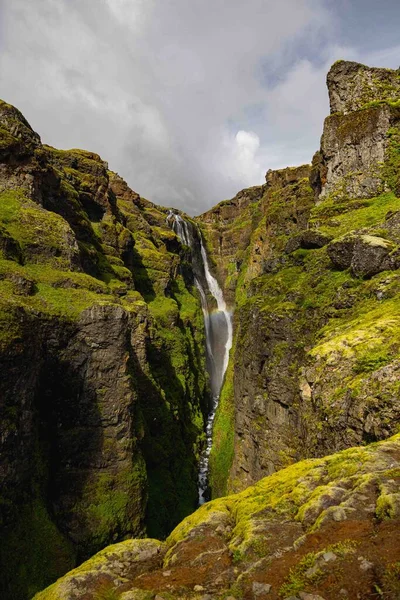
left=34, top=434, right=400, bottom=600
left=312, top=61, right=400, bottom=200
left=0, top=100, right=209, bottom=599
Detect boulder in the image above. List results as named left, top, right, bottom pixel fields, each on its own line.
left=285, top=230, right=332, bottom=253
left=328, top=233, right=397, bottom=277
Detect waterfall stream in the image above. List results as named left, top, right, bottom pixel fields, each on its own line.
left=167, top=211, right=233, bottom=504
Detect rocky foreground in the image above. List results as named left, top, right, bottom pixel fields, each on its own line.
left=35, top=434, right=400, bottom=600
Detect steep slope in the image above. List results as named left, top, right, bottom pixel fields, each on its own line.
left=0, top=100, right=209, bottom=599
left=34, top=434, right=400, bottom=600
left=196, top=61, right=400, bottom=497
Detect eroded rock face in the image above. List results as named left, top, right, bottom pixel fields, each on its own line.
left=328, top=233, right=397, bottom=277
left=319, top=105, right=392, bottom=200
left=34, top=435, right=400, bottom=600
left=327, top=60, right=400, bottom=115
left=310, top=61, right=400, bottom=201
left=0, top=99, right=208, bottom=599
left=198, top=149, right=400, bottom=499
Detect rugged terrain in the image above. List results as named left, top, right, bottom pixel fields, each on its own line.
left=1, top=60, right=400, bottom=600
left=34, top=434, right=400, bottom=600
left=0, top=99, right=209, bottom=599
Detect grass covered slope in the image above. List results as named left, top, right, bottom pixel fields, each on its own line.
left=0, top=99, right=209, bottom=599
left=34, top=434, right=400, bottom=600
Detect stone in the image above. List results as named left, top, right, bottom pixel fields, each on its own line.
left=194, top=585, right=205, bottom=591
left=322, top=551, right=337, bottom=562
left=327, top=233, right=396, bottom=277
left=351, top=235, right=396, bottom=277
left=285, top=230, right=332, bottom=253
left=359, top=558, right=374, bottom=571
left=299, top=593, right=326, bottom=600
left=252, top=581, right=272, bottom=595
left=327, top=235, right=356, bottom=270
left=327, top=60, right=400, bottom=115
left=305, top=564, right=321, bottom=578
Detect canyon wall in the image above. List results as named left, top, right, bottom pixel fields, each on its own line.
left=0, top=100, right=209, bottom=599
left=197, top=61, right=400, bottom=497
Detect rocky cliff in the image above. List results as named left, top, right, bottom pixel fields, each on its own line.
left=197, top=61, right=400, bottom=497
left=0, top=100, right=209, bottom=599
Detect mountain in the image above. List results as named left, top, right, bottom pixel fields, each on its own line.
left=0, top=60, right=400, bottom=600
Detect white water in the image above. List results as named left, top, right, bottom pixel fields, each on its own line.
left=167, top=211, right=233, bottom=504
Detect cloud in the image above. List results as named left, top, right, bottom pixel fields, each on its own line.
left=0, top=1, right=399, bottom=214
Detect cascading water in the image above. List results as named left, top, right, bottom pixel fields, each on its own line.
left=167, top=211, right=233, bottom=504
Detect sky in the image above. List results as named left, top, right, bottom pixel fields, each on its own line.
left=1, top=1, right=400, bottom=215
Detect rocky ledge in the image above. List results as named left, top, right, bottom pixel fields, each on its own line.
left=35, top=434, right=400, bottom=600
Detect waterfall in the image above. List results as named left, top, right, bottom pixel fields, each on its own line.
left=167, top=211, right=233, bottom=504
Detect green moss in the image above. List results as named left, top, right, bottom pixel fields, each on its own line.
left=311, top=192, right=400, bottom=237
left=209, top=359, right=235, bottom=498
left=78, top=457, right=147, bottom=552
left=33, top=539, right=163, bottom=600
left=0, top=188, right=77, bottom=268
left=279, top=551, right=322, bottom=597
left=0, top=499, right=75, bottom=600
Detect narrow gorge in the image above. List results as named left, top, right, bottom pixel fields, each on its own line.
left=167, top=212, right=233, bottom=503
left=0, top=60, right=399, bottom=600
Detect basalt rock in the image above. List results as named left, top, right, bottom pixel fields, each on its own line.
left=196, top=62, right=400, bottom=499
left=285, top=230, right=332, bottom=254
left=0, top=99, right=208, bottom=600
left=310, top=61, right=400, bottom=201
left=327, top=60, right=400, bottom=115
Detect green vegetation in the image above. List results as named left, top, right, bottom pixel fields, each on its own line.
left=209, top=359, right=235, bottom=497
left=35, top=435, right=400, bottom=600
left=0, top=499, right=75, bottom=600
left=310, top=192, right=400, bottom=237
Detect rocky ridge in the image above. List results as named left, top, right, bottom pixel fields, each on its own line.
left=196, top=61, right=400, bottom=497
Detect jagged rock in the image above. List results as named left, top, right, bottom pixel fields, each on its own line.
left=0, top=98, right=208, bottom=600
left=266, top=164, right=311, bottom=188
left=252, top=581, right=272, bottom=595
left=310, top=61, right=400, bottom=200
left=319, top=104, right=392, bottom=200
left=328, top=233, right=396, bottom=277
left=285, top=230, right=332, bottom=253
left=34, top=435, right=400, bottom=600
left=327, top=60, right=400, bottom=115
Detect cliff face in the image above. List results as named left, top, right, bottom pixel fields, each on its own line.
left=315, top=61, right=400, bottom=200
left=197, top=61, right=400, bottom=497
left=34, top=434, right=400, bottom=600
left=0, top=100, right=209, bottom=599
